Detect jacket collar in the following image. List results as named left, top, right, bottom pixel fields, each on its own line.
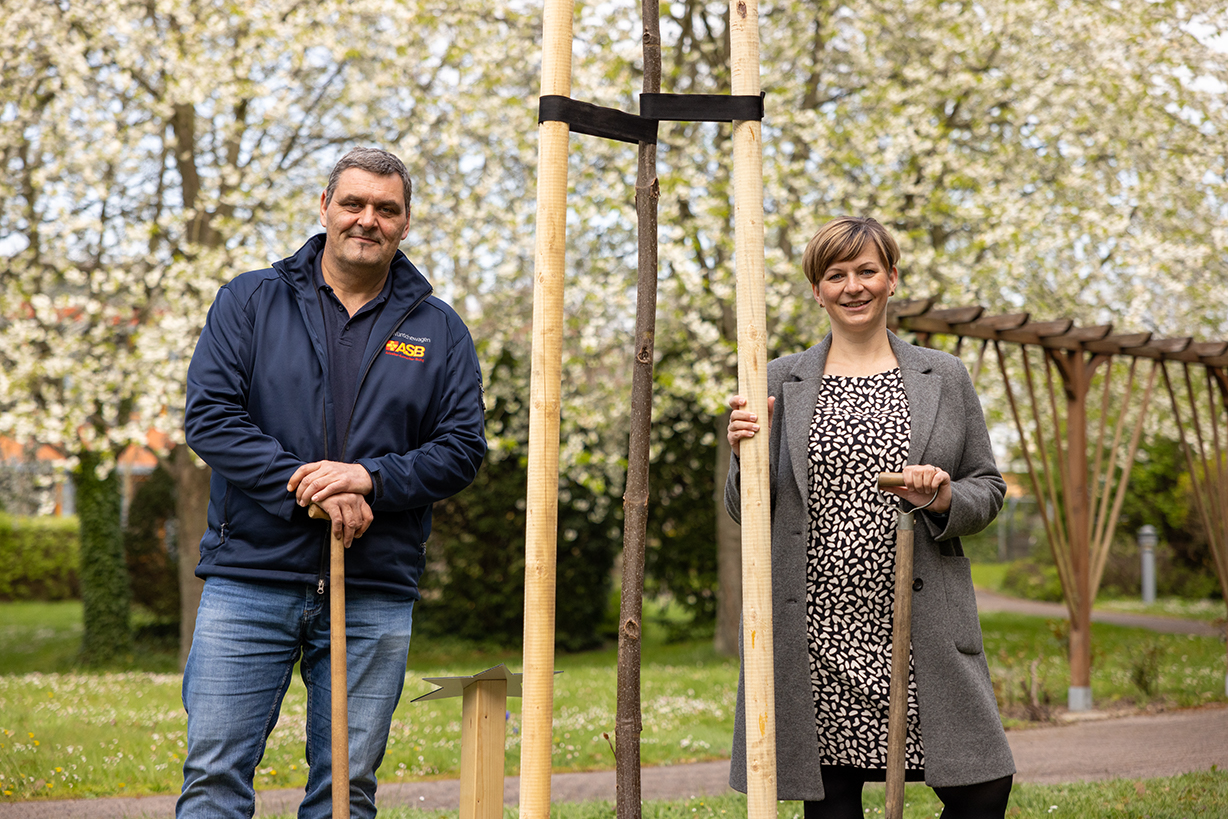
left=274, top=233, right=433, bottom=312
left=779, top=330, right=941, bottom=500
left=274, top=233, right=436, bottom=375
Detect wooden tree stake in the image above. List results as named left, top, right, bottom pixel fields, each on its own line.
left=521, top=0, right=574, bottom=816
left=729, top=0, right=777, bottom=816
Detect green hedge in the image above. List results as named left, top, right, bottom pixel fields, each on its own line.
left=0, top=513, right=80, bottom=601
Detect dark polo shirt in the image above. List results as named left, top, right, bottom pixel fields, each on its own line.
left=314, top=254, right=392, bottom=459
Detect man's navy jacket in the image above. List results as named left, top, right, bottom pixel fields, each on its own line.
left=185, top=234, right=486, bottom=598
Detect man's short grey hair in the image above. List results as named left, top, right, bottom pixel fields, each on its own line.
left=324, top=147, right=412, bottom=210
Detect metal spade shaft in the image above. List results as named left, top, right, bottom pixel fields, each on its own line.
left=876, top=472, right=912, bottom=819
left=309, top=502, right=350, bottom=819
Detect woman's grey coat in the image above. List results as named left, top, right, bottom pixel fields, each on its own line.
left=725, top=332, right=1015, bottom=800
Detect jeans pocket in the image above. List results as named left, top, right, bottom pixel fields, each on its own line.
left=941, top=555, right=985, bottom=655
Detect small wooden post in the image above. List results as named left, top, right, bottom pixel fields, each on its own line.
left=1050, top=351, right=1094, bottom=711
left=460, top=679, right=509, bottom=819
left=415, top=665, right=523, bottom=819
left=729, top=0, right=776, bottom=816
left=523, top=0, right=575, bottom=815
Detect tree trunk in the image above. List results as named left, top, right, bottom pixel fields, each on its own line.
left=615, top=6, right=662, bottom=814
left=713, top=410, right=741, bottom=656
left=171, top=444, right=210, bottom=670
left=76, top=450, right=131, bottom=665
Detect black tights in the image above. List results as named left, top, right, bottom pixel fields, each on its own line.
left=802, top=768, right=1013, bottom=819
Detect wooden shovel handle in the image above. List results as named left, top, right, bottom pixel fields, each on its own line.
left=884, top=496, right=914, bottom=819
left=877, top=472, right=906, bottom=488
left=309, top=502, right=350, bottom=819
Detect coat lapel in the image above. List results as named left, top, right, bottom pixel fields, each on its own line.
left=890, top=333, right=940, bottom=465
left=781, top=336, right=830, bottom=503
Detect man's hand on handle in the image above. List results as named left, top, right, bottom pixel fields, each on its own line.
left=291, top=461, right=373, bottom=548
left=310, top=493, right=373, bottom=548
left=289, top=460, right=373, bottom=505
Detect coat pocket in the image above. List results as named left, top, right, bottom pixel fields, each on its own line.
left=940, top=555, right=985, bottom=655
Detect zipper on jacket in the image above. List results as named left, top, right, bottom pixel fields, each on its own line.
left=316, top=384, right=330, bottom=594
left=312, top=284, right=335, bottom=595
left=316, top=531, right=330, bottom=595
left=219, top=485, right=232, bottom=542
left=313, top=283, right=430, bottom=592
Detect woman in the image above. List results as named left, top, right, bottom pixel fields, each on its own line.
left=725, top=217, right=1014, bottom=818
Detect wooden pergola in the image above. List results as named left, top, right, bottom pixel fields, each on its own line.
left=888, top=299, right=1228, bottom=708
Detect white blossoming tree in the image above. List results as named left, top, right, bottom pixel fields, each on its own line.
left=0, top=0, right=555, bottom=665
left=4, top=0, right=1226, bottom=668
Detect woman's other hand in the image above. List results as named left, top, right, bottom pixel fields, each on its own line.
left=727, top=395, right=775, bottom=457
left=884, top=463, right=952, bottom=514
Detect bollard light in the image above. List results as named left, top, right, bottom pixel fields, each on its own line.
left=1138, top=524, right=1157, bottom=605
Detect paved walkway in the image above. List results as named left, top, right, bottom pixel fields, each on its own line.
left=5, top=595, right=1224, bottom=818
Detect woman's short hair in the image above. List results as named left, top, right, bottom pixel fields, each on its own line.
left=802, top=216, right=900, bottom=287
left=325, top=147, right=413, bottom=210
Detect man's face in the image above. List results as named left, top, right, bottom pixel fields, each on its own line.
left=319, top=168, right=411, bottom=278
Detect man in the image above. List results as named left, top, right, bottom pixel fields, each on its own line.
left=179, top=147, right=486, bottom=818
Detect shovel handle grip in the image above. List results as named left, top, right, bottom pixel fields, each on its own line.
left=877, top=472, right=905, bottom=488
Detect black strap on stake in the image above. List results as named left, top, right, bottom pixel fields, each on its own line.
left=640, top=92, right=765, bottom=123
left=538, top=92, right=765, bottom=145
left=539, top=96, right=658, bottom=144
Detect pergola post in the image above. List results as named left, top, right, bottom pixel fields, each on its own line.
left=1051, top=350, right=1094, bottom=711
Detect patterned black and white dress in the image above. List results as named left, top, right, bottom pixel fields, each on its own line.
left=806, top=368, right=924, bottom=773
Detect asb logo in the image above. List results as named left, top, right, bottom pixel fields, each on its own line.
left=385, top=340, right=426, bottom=361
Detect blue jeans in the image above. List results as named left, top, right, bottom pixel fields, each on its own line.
left=177, top=577, right=414, bottom=819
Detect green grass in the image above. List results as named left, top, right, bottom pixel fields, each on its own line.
left=0, top=603, right=738, bottom=801
left=1094, top=596, right=1228, bottom=623
left=982, top=612, right=1226, bottom=721
left=0, top=601, right=85, bottom=674
left=261, top=771, right=1228, bottom=819
left=1, top=601, right=1225, bottom=803
left=0, top=601, right=180, bottom=674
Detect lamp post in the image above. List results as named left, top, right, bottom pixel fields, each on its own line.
left=1138, top=524, right=1157, bottom=605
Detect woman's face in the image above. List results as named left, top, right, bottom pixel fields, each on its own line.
left=812, top=248, right=898, bottom=336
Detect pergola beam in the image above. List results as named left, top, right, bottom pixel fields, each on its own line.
left=895, top=302, right=1227, bottom=710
